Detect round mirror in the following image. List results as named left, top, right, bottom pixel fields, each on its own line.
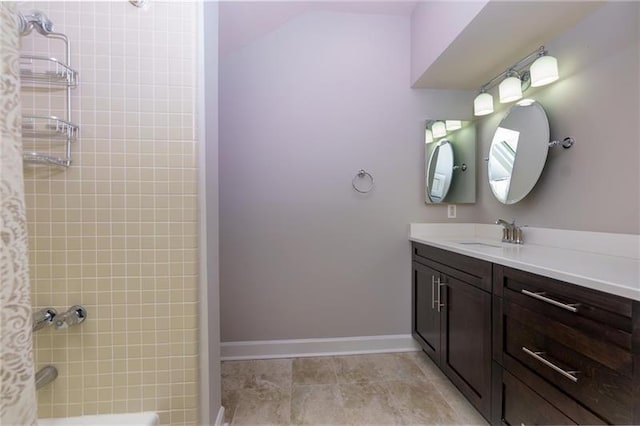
left=426, top=139, right=454, bottom=203
left=487, top=101, right=549, bottom=204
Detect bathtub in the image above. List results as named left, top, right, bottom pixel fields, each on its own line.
left=38, top=412, right=159, bottom=426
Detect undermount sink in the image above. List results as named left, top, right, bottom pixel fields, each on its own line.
left=457, top=241, right=502, bottom=248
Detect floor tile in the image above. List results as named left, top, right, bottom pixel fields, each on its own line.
left=339, top=382, right=402, bottom=425
left=221, top=352, right=487, bottom=425
left=292, top=357, right=337, bottom=385
left=252, top=358, right=293, bottom=390
left=290, top=384, right=347, bottom=425
left=406, top=350, right=448, bottom=381
left=223, top=358, right=292, bottom=392
left=386, top=378, right=459, bottom=425
left=333, top=354, right=385, bottom=384
left=222, top=389, right=240, bottom=424
left=434, top=377, right=488, bottom=425
left=232, top=386, right=291, bottom=425
left=222, top=360, right=254, bottom=391
left=369, top=352, right=427, bottom=382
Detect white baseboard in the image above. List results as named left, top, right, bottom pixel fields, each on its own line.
left=214, top=406, right=225, bottom=426
left=220, top=334, right=421, bottom=361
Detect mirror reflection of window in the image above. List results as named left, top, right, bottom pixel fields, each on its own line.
left=430, top=173, right=446, bottom=199
left=488, top=127, right=520, bottom=203
left=487, top=101, right=550, bottom=205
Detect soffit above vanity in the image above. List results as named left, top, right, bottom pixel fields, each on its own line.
left=411, top=1, right=604, bottom=89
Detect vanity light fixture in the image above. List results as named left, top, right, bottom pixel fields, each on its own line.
left=530, top=55, right=559, bottom=87
left=425, top=128, right=433, bottom=144
left=517, top=98, right=535, bottom=106
left=473, top=46, right=560, bottom=116
left=445, top=120, right=462, bottom=131
left=499, top=72, right=523, bottom=103
left=431, top=121, right=447, bottom=138
left=473, top=91, right=494, bottom=116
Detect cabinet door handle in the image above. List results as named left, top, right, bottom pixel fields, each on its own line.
left=522, top=346, right=580, bottom=383
left=431, top=276, right=436, bottom=310
left=521, top=289, right=579, bottom=313
left=436, top=278, right=446, bottom=312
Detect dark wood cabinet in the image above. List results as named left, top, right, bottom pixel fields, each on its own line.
left=441, top=275, right=492, bottom=417
left=500, top=369, right=576, bottom=426
left=492, top=264, right=640, bottom=425
left=412, top=243, right=640, bottom=425
left=411, top=241, right=640, bottom=425
left=412, top=261, right=441, bottom=360
left=412, top=243, right=493, bottom=420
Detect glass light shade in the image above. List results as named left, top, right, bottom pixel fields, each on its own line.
left=431, top=121, right=447, bottom=138
left=425, top=129, right=433, bottom=144
left=474, top=92, right=494, bottom=116
left=499, top=76, right=523, bottom=103
left=530, top=55, right=559, bottom=87
left=445, top=120, right=462, bottom=131
left=517, top=98, right=535, bottom=106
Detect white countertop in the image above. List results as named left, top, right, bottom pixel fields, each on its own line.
left=409, top=223, right=640, bottom=301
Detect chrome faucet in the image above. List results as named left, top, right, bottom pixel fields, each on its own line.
left=35, top=365, right=58, bottom=390
left=32, top=307, right=57, bottom=332
left=496, top=219, right=523, bottom=244
left=54, top=305, right=87, bottom=329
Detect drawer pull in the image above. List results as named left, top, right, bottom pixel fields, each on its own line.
left=521, top=289, right=579, bottom=312
left=522, top=346, right=580, bottom=383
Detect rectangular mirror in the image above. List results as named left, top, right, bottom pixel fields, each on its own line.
left=424, top=119, right=476, bottom=204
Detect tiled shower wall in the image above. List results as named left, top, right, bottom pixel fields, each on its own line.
left=21, top=2, right=199, bottom=424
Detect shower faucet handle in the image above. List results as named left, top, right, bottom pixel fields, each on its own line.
left=54, top=305, right=87, bottom=329
left=32, top=308, right=57, bottom=332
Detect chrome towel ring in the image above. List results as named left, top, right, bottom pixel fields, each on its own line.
left=352, top=169, right=374, bottom=194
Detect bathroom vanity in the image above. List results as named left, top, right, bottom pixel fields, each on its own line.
left=410, top=224, right=640, bottom=425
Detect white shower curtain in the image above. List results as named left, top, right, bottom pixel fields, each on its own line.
left=0, top=2, right=38, bottom=425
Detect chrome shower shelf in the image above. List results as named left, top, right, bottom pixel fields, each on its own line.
left=20, top=55, right=78, bottom=88
left=22, top=115, right=78, bottom=140
left=22, top=116, right=75, bottom=168
left=23, top=152, right=70, bottom=168
left=18, top=10, right=79, bottom=169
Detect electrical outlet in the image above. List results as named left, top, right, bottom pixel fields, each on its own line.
left=447, top=205, right=457, bottom=218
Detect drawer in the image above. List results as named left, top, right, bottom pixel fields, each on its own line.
left=504, top=303, right=633, bottom=425
left=501, top=370, right=575, bottom=426
left=503, top=299, right=633, bottom=375
left=496, top=265, right=633, bottom=350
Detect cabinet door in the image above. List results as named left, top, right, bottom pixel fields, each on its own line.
left=440, top=275, right=492, bottom=419
left=412, top=262, right=441, bottom=363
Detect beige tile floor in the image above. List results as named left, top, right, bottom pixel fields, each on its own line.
left=221, top=351, right=488, bottom=425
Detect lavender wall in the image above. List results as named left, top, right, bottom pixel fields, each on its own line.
left=471, top=1, right=639, bottom=233
left=219, top=11, right=474, bottom=341
left=410, top=1, right=487, bottom=87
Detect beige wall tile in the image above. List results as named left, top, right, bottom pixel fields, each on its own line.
left=23, top=1, right=199, bottom=424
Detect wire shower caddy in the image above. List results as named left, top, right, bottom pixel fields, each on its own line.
left=19, top=11, right=79, bottom=168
